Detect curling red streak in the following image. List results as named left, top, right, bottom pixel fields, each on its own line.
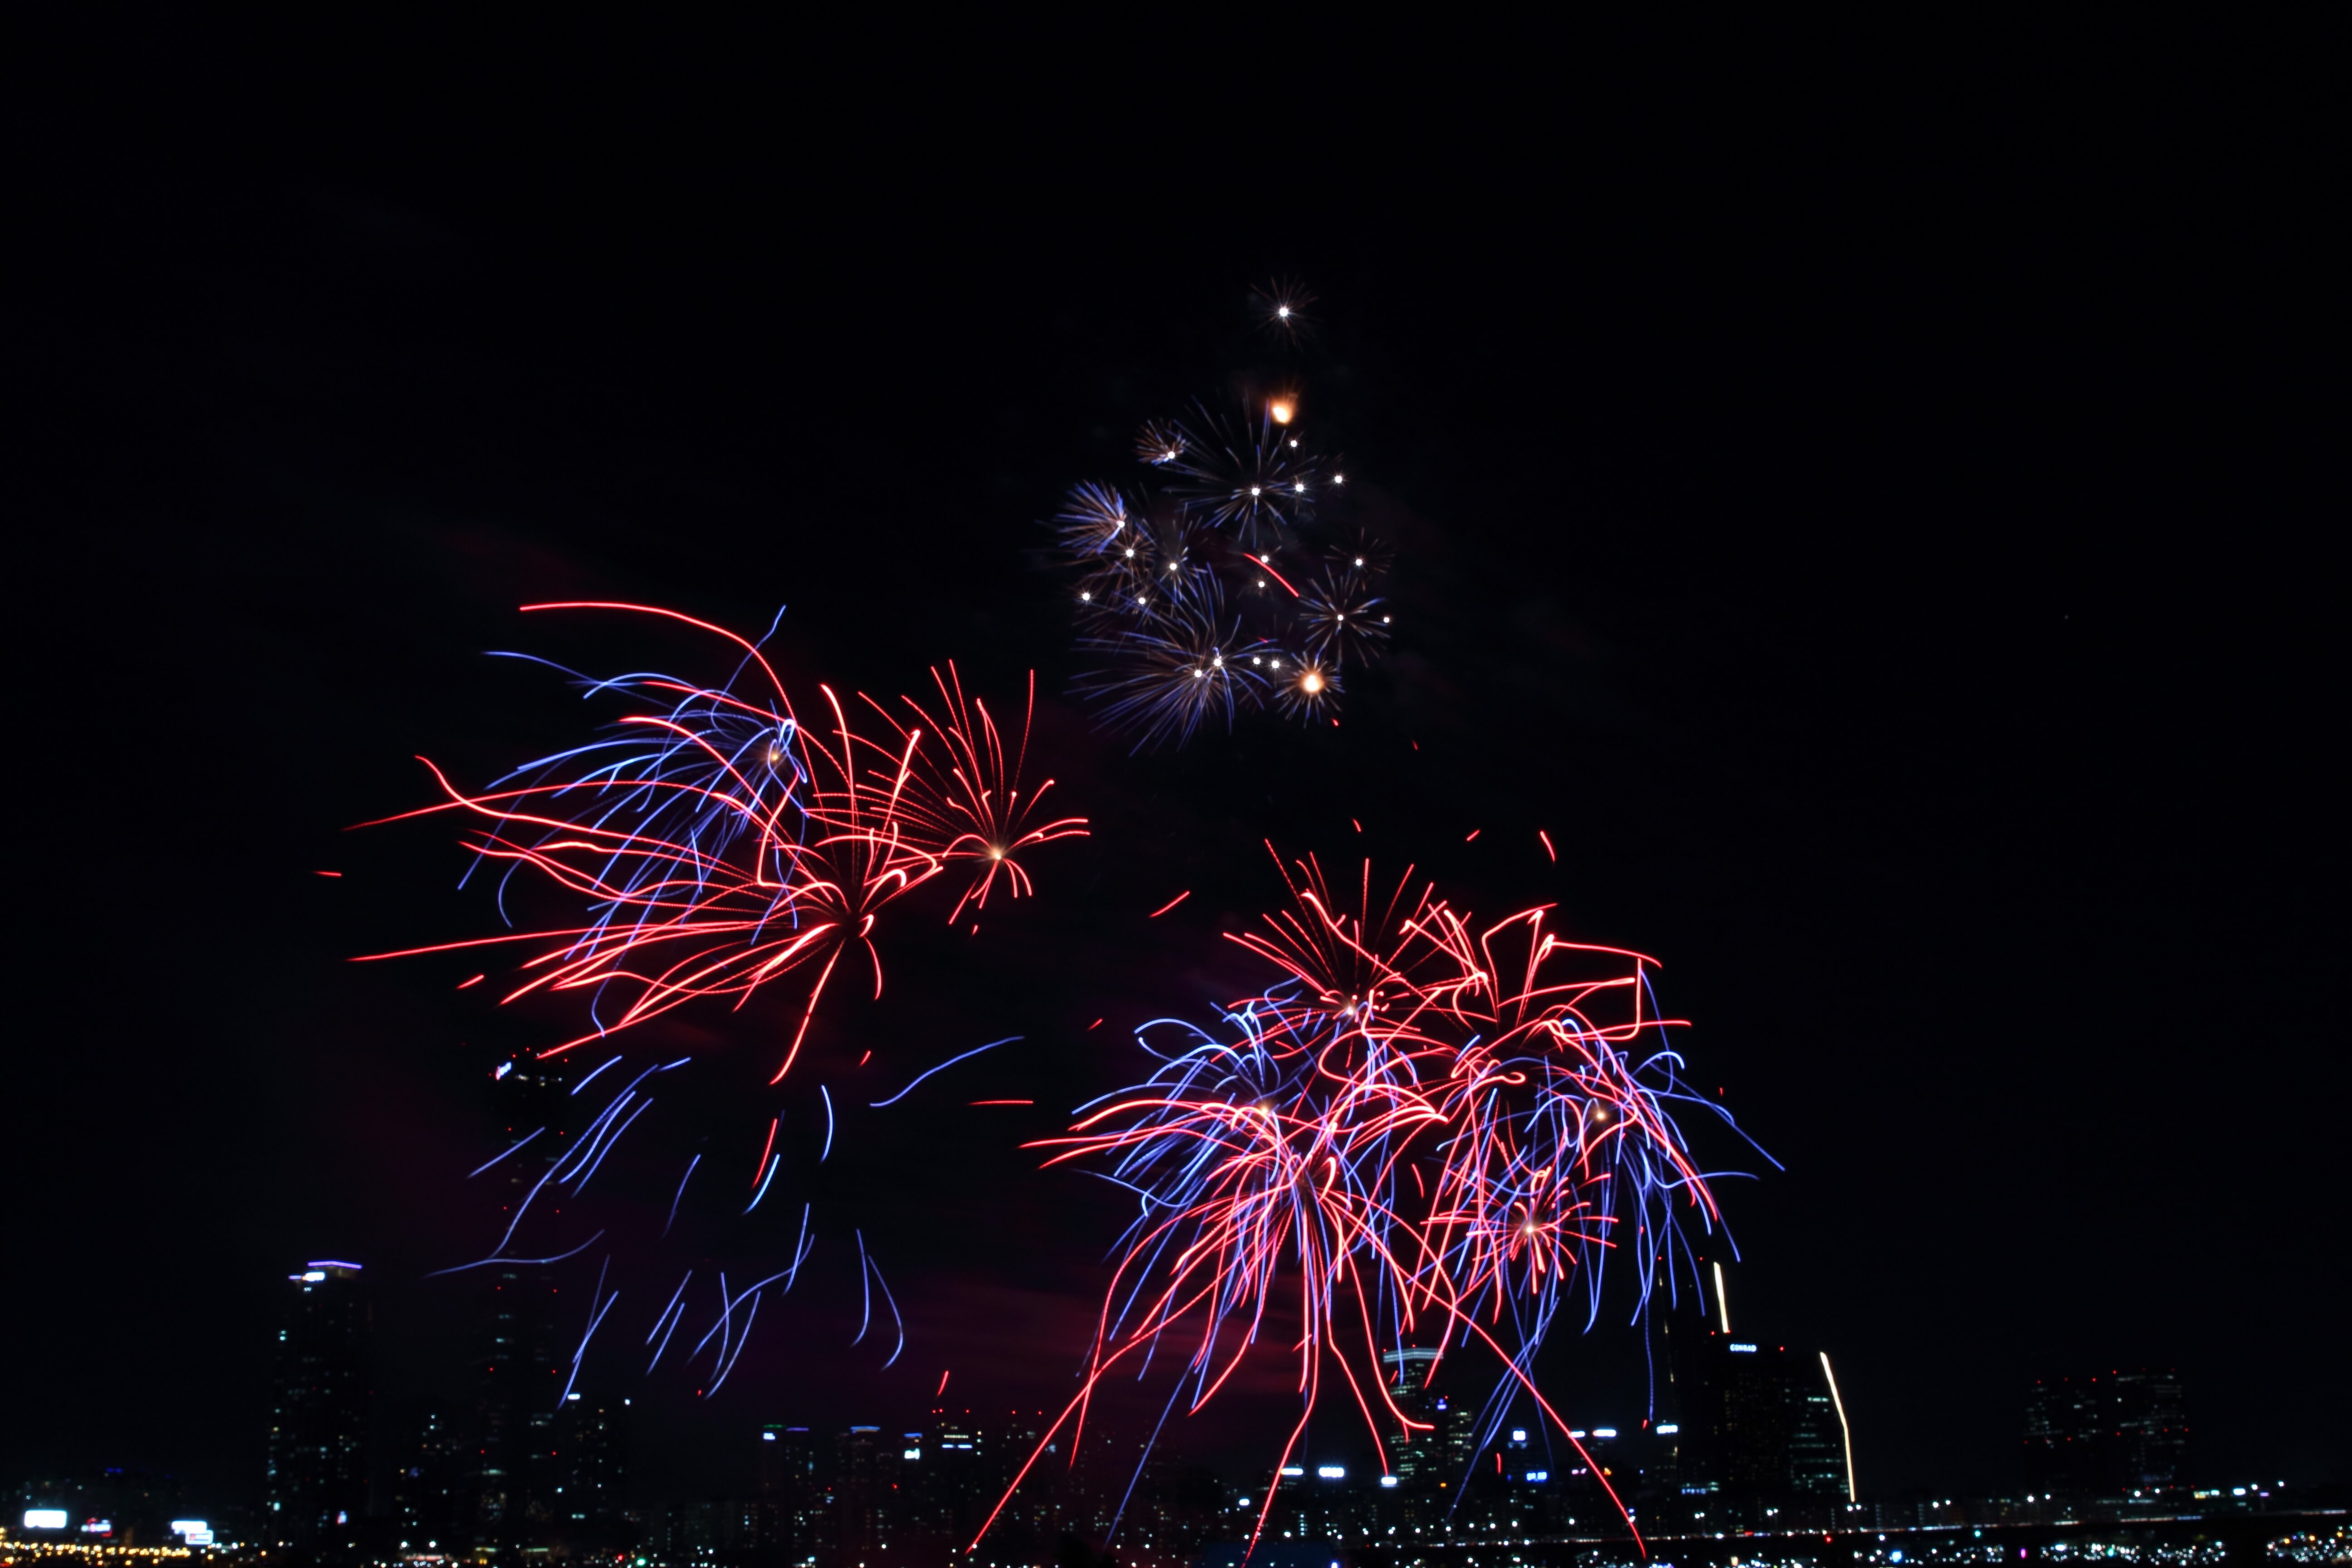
left=315, top=870, right=342, bottom=877
left=457, top=974, right=485, bottom=990
left=1249, top=555, right=1302, bottom=597
left=1539, top=830, right=1556, bottom=861
left=1464, top=829, right=1480, bottom=842
left=1087, top=1018, right=1103, bottom=1031
left=970, top=1099, right=1034, bottom=1106
left=936, top=1371, right=951, bottom=1398
left=1146, top=891, right=1191, bottom=918
left=753, top=1117, right=779, bottom=1184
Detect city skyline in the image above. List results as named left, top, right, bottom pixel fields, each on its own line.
left=10, top=15, right=2339, bottom=1568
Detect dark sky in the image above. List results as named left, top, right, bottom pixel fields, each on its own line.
left=13, top=13, right=2340, bottom=1518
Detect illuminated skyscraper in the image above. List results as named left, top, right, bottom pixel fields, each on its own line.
left=1382, top=1349, right=1442, bottom=1483
left=264, top=1261, right=371, bottom=1547
left=1788, top=1377, right=1845, bottom=1499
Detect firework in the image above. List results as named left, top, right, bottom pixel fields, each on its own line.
left=974, top=852, right=1759, bottom=1554
left=359, top=603, right=1083, bottom=1081
left=1052, top=285, right=1395, bottom=748
left=367, top=603, right=1083, bottom=1396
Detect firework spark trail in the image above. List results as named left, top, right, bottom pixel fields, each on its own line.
left=368, top=604, right=1084, bottom=1396
left=974, top=853, right=1764, bottom=1556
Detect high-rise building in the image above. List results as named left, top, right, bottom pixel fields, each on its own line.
left=392, top=1408, right=468, bottom=1550
left=833, top=1426, right=904, bottom=1567
left=1675, top=1333, right=1790, bottom=1496
left=2024, top=1371, right=2187, bottom=1496
left=264, top=1260, right=371, bottom=1547
left=470, top=1265, right=563, bottom=1545
left=1382, top=1349, right=1442, bottom=1484
left=758, top=1423, right=826, bottom=1563
left=1788, top=1377, right=1845, bottom=1499
left=555, top=1393, right=629, bottom=1533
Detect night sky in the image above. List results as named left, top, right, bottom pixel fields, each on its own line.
left=13, top=15, right=2340, bottom=1518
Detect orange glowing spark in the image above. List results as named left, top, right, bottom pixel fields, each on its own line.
left=1268, top=398, right=1296, bottom=426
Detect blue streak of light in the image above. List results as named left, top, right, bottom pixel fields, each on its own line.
left=570, top=1055, right=624, bottom=1096
left=663, top=1155, right=700, bottom=1235
left=868, top=1035, right=1024, bottom=1107
left=468, top=1127, right=544, bottom=1179
left=852, top=1230, right=872, bottom=1345
left=745, top=1153, right=781, bottom=1214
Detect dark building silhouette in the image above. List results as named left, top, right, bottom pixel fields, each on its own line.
left=469, top=1264, right=563, bottom=1548
left=264, top=1260, right=371, bottom=1548
left=2024, top=1371, right=2187, bottom=1496
left=1789, top=1369, right=1847, bottom=1499
left=1671, top=1322, right=1849, bottom=1504
left=757, top=1424, right=826, bottom=1564
left=832, top=1426, right=904, bottom=1567
left=392, top=1408, right=469, bottom=1551
left=555, top=1392, right=631, bottom=1539
left=1675, top=1332, right=1789, bottom=1496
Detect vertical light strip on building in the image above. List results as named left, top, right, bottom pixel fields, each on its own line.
left=1820, top=1351, right=1857, bottom=1503
left=1713, top=1262, right=1730, bottom=1334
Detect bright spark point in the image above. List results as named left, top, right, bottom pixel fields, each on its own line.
left=1250, top=486, right=1262, bottom=496
left=1354, top=557, right=1364, bottom=566
left=1193, top=669, right=1205, bottom=679
left=1269, top=399, right=1295, bottom=425
left=988, top=847, right=1003, bottom=860
left=1078, top=591, right=1091, bottom=601
left=1301, top=671, right=1323, bottom=693
left=1334, top=474, right=1345, bottom=484
left=1276, top=305, right=1291, bottom=318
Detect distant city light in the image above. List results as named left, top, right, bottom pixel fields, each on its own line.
left=1379, top=1476, right=1400, bottom=1489
left=1316, top=1465, right=1346, bottom=1480
left=1568, top=1430, right=1587, bottom=1439
left=81, top=1520, right=113, bottom=1534
left=302, top=1270, right=327, bottom=1282
left=306, top=1260, right=362, bottom=1270
left=1730, top=1342, right=1758, bottom=1353
left=171, top=1523, right=213, bottom=1546
left=762, top=1432, right=775, bottom=1441
left=1527, top=1471, right=1550, bottom=1483
left=903, top=1449, right=921, bottom=1461
left=23, top=1511, right=67, bottom=1531
left=1657, top=1424, right=1681, bottom=1435
left=1235, top=1497, right=1251, bottom=1508
left=1509, top=1429, right=1528, bottom=1443
left=1594, top=1428, right=1618, bottom=1439
left=1279, top=1466, right=1305, bottom=1477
